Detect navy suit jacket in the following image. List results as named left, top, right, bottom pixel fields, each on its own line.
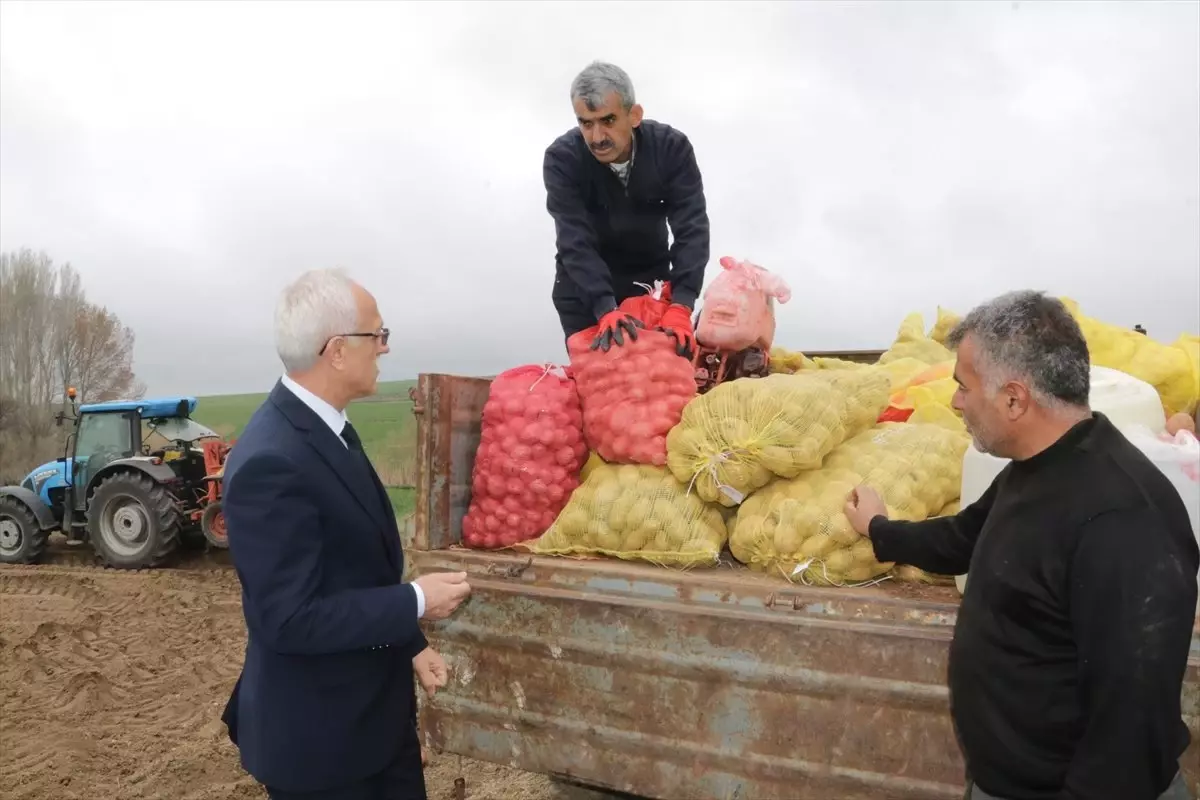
left=220, top=381, right=427, bottom=793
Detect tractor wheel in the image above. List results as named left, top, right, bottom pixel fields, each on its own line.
left=0, top=496, right=49, bottom=565
left=200, top=501, right=228, bottom=549
left=86, top=471, right=181, bottom=569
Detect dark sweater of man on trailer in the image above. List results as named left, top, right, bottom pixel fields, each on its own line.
left=844, top=290, right=1198, bottom=800
left=543, top=60, right=710, bottom=358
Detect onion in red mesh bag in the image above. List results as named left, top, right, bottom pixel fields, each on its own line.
left=461, top=364, right=587, bottom=549
left=567, top=284, right=697, bottom=466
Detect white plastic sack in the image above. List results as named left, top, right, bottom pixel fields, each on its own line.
left=1122, top=426, right=1200, bottom=548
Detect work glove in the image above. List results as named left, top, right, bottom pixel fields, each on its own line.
left=591, top=308, right=643, bottom=352
left=657, top=303, right=696, bottom=359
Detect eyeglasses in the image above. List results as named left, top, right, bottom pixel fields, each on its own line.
left=319, top=327, right=390, bottom=355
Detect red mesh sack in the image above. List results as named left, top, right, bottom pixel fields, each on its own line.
left=567, top=283, right=698, bottom=466
left=462, top=364, right=588, bottom=549
left=617, top=279, right=672, bottom=327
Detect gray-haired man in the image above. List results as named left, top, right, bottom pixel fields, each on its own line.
left=543, top=60, right=710, bottom=357
left=845, top=290, right=1197, bottom=800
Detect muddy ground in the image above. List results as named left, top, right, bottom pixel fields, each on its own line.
left=0, top=540, right=616, bottom=800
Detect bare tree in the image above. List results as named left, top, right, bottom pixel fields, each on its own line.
left=0, top=249, right=58, bottom=411
left=67, top=303, right=144, bottom=402
left=0, top=249, right=145, bottom=483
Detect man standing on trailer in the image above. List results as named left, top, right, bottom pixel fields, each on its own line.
left=543, top=60, right=711, bottom=357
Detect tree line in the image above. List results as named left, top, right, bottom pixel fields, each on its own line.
left=0, top=248, right=143, bottom=483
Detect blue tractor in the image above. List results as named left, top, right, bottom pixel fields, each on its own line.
left=0, top=390, right=230, bottom=569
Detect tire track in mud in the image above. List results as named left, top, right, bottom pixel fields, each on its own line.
left=1, top=552, right=607, bottom=800
left=0, top=554, right=252, bottom=800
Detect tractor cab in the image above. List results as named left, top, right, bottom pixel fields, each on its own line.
left=0, top=391, right=232, bottom=568
left=53, top=397, right=208, bottom=520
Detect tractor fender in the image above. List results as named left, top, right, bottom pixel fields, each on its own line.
left=88, top=457, right=180, bottom=495
left=0, top=486, right=56, bottom=530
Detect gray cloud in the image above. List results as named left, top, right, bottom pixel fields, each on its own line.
left=2, top=0, right=1197, bottom=397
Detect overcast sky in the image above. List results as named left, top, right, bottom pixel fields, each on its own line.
left=2, top=0, right=1197, bottom=397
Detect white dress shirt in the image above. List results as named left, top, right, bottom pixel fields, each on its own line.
left=280, top=375, right=425, bottom=619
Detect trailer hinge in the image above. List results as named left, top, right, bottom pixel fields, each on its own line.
left=486, top=557, right=533, bottom=579
left=409, top=386, right=425, bottom=416
left=764, top=592, right=804, bottom=611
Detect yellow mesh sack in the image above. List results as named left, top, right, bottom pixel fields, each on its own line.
left=888, top=361, right=956, bottom=409
left=892, top=498, right=961, bottom=584
left=768, top=347, right=811, bottom=374
left=767, top=350, right=929, bottom=392
left=666, top=371, right=891, bottom=507
left=802, top=369, right=896, bottom=434
left=525, top=463, right=726, bottom=568
left=907, top=383, right=966, bottom=433
left=878, top=313, right=955, bottom=366
left=768, top=349, right=864, bottom=375
left=580, top=450, right=606, bottom=482
left=729, top=422, right=969, bottom=585
left=877, top=357, right=939, bottom=391
left=928, top=307, right=962, bottom=345
left=1062, top=298, right=1200, bottom=416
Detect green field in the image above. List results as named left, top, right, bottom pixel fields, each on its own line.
left=195, top=379, right=419, bottom=519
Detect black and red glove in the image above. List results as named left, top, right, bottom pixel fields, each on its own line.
left=591, top=308, right=643, bottom=352
left=657, top=303, right=696, bottom=359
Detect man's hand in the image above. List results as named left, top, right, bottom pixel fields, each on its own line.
left=414, top=571, right=471, bottom=620
left=591, top=308, right=643, bottom=352
left=413, top=647, right=448, bottom=697
left=844, top=485, right=888, bottom=536
left=656, top=303, right=696, bottom=359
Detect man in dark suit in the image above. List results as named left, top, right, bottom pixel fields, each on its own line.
left=221, top=267, right=471, bottom=799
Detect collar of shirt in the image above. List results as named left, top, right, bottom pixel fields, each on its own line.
left=281, top=374, right=349, bottom=447
left=608, top=136, right=636, bottom=184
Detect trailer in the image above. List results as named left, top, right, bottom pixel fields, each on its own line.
left=405, top=358, right=1200, bottom=800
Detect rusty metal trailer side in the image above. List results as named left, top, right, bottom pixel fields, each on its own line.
left=408, top=371, right=1200, bottom=799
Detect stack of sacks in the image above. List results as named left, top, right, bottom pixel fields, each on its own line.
left=665, top=370, right=891, bottom=507
left=728, top=422, right=969, bottom=585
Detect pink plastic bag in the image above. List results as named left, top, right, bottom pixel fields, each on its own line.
left=696, top=256, right=791, bottom=351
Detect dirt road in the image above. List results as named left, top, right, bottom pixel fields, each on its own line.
left=0, top=541, right=611, bottom=800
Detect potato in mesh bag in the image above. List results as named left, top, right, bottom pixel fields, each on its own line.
left=801, top=369, right=897, bottom=434
left=666, top=371, right=890, bottom=507
left=768, top=348, right=864, bottom=375
left=729, top=423, right=969, bottom=585
left=525, top=463, right=727, bottom=568
left=769, top=348, right=930, bottom=394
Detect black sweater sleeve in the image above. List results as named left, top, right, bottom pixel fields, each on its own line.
left=867, top=474, right=1000, bottom=576
left=662, top=134, right=710, bottom=310
left=1058, top=507, right=1198, bottom=800
left=543, top=145, right=615, bottom=318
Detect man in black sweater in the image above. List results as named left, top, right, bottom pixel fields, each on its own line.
left=844, top=290, right=1198, bottom=800
left=543, top=61, right=710, bottom=357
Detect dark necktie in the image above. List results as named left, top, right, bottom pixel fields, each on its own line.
left=342, top=420, right=388, bottom=508
left=341, top=420, right=363, bottom=451
left=340, top=420, right=395, bottom=561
